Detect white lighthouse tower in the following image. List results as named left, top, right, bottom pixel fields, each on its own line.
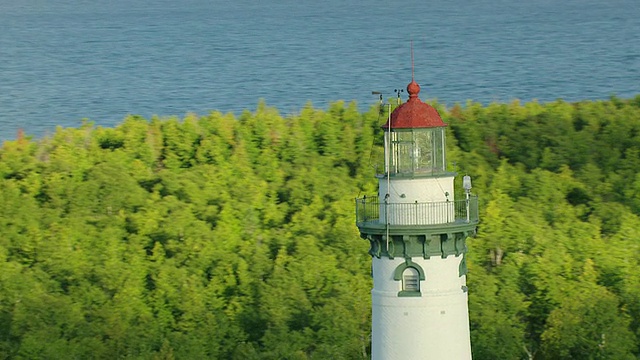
left=355, top=78, right=479, bottom=359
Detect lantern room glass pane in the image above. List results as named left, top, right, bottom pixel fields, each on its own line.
left=384, top=127, right=446, bottom=176
left=394, top=131, right=413, bottom=174
left=432, top=128, right=445, bottom=172
left=414, top=130, right=433, bottom=172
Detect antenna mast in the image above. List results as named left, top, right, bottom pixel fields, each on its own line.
left=411, top=40, right=415, bottom=81
left=386, top=101, right=391, bottom=252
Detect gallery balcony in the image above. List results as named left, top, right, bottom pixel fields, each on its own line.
left=355, top=196, right=479, bottom=235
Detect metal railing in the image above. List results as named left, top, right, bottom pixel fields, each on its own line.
left=355, top=196, right=478, bottom=226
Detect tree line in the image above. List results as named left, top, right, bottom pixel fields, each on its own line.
left=1, top=95, right=640, bottom=359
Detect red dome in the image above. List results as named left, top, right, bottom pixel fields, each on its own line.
left=382, top=80, right=446, bottom=129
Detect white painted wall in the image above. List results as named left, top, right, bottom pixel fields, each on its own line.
left=378, top=176, right=455, bottom=225
left=379, top=176, right=455, bottom=203
left=371, top=256, right=471, bottom=360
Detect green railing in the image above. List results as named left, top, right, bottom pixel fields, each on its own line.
left=355, top=196, right=478, bottom=226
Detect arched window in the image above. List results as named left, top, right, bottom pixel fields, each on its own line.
left=402, top=267, right=420, bottom=292
left=394, top=259, right=425, bottom=297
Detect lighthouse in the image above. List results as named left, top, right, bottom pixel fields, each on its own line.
left=355, top=78, right=479, bottom=359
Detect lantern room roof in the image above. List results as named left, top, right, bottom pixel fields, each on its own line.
left=382, top=80, right=447, bottom=129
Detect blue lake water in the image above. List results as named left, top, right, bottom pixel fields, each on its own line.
left=1, top=0, right=639, bottom=140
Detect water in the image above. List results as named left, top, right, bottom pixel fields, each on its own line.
left=1, top=0, right=639, bottom=140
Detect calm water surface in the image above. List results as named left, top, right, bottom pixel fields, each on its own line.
left=1, top=0, right=639, bottom=140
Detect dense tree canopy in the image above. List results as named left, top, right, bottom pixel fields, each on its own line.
left=1, top=95, right=640, bottom=359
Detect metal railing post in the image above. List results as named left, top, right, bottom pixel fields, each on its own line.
left=465, top=192, right=470, bottom=223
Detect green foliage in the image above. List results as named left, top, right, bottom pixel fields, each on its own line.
left=1, top=95, right=640, bottom=358
left=450, top=97, right=640, bottom=359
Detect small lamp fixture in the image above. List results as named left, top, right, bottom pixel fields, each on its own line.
left=463, top=175, right=472, bottom=193
left=463, top=175, right=472, bottom=223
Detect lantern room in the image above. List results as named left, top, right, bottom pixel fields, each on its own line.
left=382, top=80, right=448, bottom=176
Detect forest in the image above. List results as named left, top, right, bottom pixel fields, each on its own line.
left=1, top=95, right=640, bottom=359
